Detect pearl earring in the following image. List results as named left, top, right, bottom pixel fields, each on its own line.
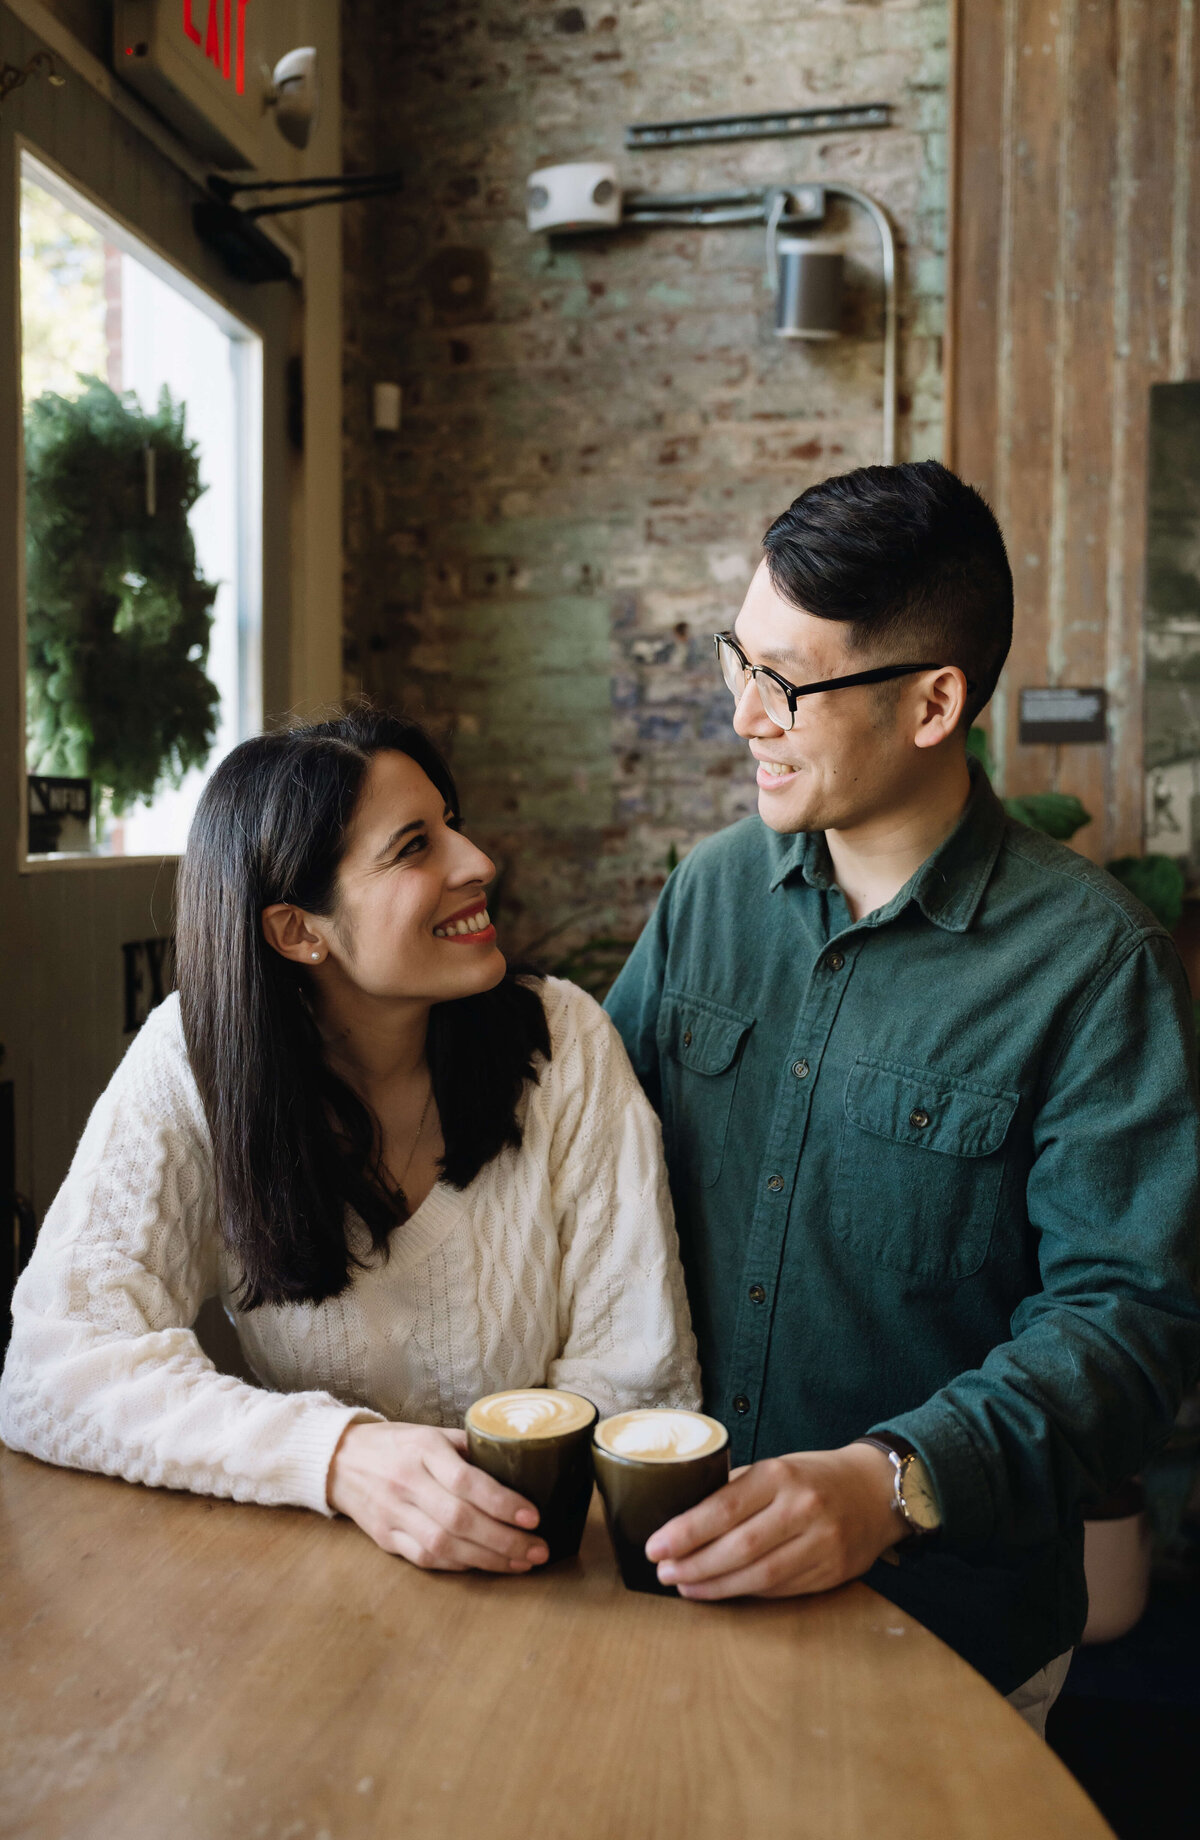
left=310, top=950, right=320, bottom=961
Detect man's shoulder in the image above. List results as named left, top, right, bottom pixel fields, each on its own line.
left=673, top=816, right=793, bottom=893
left=993, top=819, right=1172, bottom=949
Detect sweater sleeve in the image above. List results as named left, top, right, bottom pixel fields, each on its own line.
left=0, top=1003, right=379, bottom=1515
left=540, top=982, right=702, bottom=1418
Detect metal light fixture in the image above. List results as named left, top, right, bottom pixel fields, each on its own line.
left=764, top=186, right=836, bottom=339
left=525, top=167, right=898, bottom=463
left=769, top=203, right=842, bottom=340
left=772, top=237, right=843, bottom=340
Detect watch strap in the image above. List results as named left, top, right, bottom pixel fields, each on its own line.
left=857, top=1432, right=913, bottom=1465
left=855, top=1435, right=940, bottom=1538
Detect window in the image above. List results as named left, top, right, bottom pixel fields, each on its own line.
left=19, top=150, right=261, bottom=861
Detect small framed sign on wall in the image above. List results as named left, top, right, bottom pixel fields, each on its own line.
left=27, top=776, right=91, bottom=856
left=1018, top=688, right=1108, bottom=747
left=122, top=937, right=176, bottom=1033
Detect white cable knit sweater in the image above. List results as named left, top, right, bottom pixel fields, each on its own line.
left=0, top=976, right=700, bottom=1516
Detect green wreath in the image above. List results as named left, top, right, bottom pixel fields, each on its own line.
left=24, top=376, right=220, bottom=814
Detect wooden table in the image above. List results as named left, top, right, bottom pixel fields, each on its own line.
left=0, top=1449, right=1113, bottom=1840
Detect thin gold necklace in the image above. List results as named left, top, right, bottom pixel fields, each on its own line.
left=397, top=1081, right=435, bottom=1196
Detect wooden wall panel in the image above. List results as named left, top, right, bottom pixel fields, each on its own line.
left=999, top=0, right=1063, bottom=805
left=947, top=0, right=1200, bottom=864
left=1056, top=1, right=1117, bottom=851
left=945, top=0, right=1007, bottom=479
left=1185, top=3, right=1200, bottom=366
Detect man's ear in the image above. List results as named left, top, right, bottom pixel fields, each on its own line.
left=913, top=667, right=969, bottom=750
left=262, top=903, right=327, bottom=966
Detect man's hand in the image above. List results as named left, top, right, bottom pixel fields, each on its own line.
left=645, top=1442, right=902, bottom=1598
left=327, top=1421, right=549, bottom=1573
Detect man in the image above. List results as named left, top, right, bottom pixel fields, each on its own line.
left=605, top=460, right=1200, bottom=1733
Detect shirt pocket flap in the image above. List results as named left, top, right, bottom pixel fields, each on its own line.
left=845, top=1058, right=1018, bottom=1158
left=661, top=992, right=753, bottom=1075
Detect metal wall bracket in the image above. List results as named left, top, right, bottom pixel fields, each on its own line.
left=621, top=185, right=825, bottom=231
left=0, top=49, right=65, bottom=109
left=625, top=104, right=891, bottom=151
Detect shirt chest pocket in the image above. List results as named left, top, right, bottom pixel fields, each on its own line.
left=658, top=991, right=754, bottom=1190
left=833, top=1057, right=1019, bottom=1284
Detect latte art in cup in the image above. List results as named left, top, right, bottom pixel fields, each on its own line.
left=466, top=1388, right=595, bottom=1440
left=594, top=1409, right=728, bottom=1462
left=593, top=1409, right=731, bottom=1594
left=465, top=1389, right=598, bottom=1566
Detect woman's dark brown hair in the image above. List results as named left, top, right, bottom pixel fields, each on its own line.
left=175, top=708, right=549, bottom=1310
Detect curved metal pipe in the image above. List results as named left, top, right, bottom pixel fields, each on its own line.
left=622, top=204, right=766, bottom=227
left=608, top=178, right=899, bottom=465
left=819, top=183, right=898, bottom=465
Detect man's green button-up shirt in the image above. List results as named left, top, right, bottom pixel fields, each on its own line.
left=606, top=765, right=1200, bottom=1693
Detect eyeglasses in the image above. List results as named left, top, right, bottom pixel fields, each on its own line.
left=713, top=631, right=966, bottom=733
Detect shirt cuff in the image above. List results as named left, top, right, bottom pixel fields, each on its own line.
left=269, top=1402, right=385, bottom=1517
left=869, top=1402, right=998, bottom=1545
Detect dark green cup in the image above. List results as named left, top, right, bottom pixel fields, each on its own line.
left=592, top=1409, right=731, bottom=1595
left=465, top=1389, right=597, bottom=1565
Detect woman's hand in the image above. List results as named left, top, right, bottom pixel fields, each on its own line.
left=327, top=1420, right=549, bottom=1573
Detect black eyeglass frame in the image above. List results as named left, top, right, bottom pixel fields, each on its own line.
left=713, top=631, right=973, bottom=731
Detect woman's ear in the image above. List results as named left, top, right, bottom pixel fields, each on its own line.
left=262, top=903, right=327, bottom=965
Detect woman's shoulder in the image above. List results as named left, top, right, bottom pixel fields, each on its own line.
left=525, top=973, right=603, bottom=1041
left=116, top=987, right=186, bottom=1063
left=105, top=992, right=206, bottom=1131
left=523, top=975, right=636, bottom=1082
left=48, top=992, right=212, bottom=1220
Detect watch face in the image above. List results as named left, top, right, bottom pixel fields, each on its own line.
left=899, top=1456, right=941, bottom=1533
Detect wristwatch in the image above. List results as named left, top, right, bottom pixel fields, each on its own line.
left=856, top=1435, right=942, bottom=1538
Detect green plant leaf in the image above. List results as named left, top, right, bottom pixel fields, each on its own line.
left=23, top=377, right=219, bottom=813
left=548, top=936, right=637, bottom=1002
left=1002, top=792, right=1092, bottom=840
left=1104, top=854, right=1186, bottom=932
left=966, top=725, right=995, bottom=779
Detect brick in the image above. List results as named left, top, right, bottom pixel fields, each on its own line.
left=343, top=0, right=948, bottom=951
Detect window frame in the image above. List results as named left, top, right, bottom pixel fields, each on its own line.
left=14, top=136, right=264, bottom=874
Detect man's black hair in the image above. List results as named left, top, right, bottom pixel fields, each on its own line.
left=761, top=460, right=1013, bottom=726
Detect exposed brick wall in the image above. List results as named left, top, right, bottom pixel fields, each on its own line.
left=342, top=0, right=948, bottom=955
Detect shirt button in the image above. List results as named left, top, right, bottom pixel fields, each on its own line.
left=767, top=1174, right=784, bottom=1192
left=826, top=952, right=845, bottom=972
left=733, top=1394, right=751, bottom=1415
left=792, top=1059, right=809, bottom=1079
left=748, top=1283, right=766, bottom=1305
left=682, top=1028, right=693, bottom=1047
left=909, top=1108, right=931, bottom=1129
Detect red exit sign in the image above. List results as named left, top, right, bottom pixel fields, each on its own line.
left=114, top=0, right=276, bottom=169
left=178, top=2, right=253, bottom=96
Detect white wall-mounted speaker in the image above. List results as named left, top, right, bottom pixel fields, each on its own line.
left=526, top=162, right=622, bottom=234
left=269, top=46, right=319, bottom=151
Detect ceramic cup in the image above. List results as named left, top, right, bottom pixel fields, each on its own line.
left=592, top=1408, right=731, bottom=1595
left=465, top=1388, right=597, bottom=1564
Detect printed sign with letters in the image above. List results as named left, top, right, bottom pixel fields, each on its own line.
left=27, top=776, right=91, bottom=856
left=113, top=0, right=273, bottom=167
left=1018, top=688, right=1108, bottom=747
left=122, top=937, right=176, bottom=1034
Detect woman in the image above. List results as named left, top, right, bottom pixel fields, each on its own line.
left=0, top=710, right=699, bottom=1574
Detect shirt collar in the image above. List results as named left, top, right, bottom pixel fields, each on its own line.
left=766, top=758, right=1008, bottom=933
